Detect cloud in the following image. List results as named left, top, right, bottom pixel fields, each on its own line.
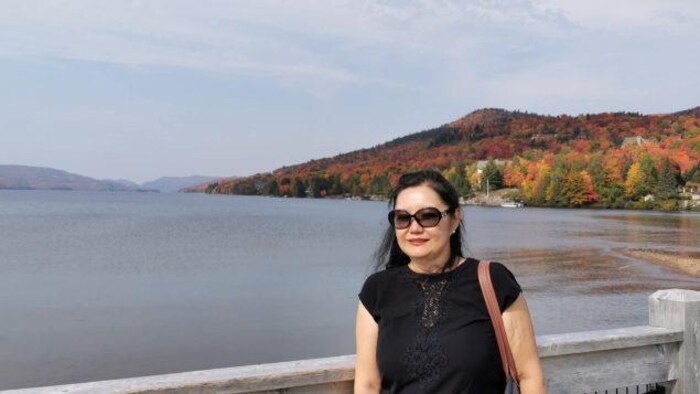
left=0, top=1, right=369, bottom=97
left=0, top=1, right=566, bottom=94
left=534, top=0, right=700, bottom=34
left=0, top=0, right=697, bottom=106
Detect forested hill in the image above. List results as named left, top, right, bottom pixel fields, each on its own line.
left=201, top=107, right=700, bottom=209
left=0, top=165, right=152, bottom=191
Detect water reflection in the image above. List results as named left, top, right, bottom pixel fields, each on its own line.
left=596, top=212, right=698, bottom=228
left=467, top=208, right=699, bottom=340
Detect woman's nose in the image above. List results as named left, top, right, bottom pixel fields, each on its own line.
left=408, top=218, right=424, bottom=233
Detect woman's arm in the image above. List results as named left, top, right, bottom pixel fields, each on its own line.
left=503, top=294, right=548, bottom=394
left=355, top=300, right=381, bottom=393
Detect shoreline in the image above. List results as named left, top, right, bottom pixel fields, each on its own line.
left=623, top=249, right=700, bottom=277
left=196, top=189, right=700, bottom=212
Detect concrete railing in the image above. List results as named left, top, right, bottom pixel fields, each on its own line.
left=3, top=289, right=698, bottom=394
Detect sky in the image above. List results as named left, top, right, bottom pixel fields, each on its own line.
left=1, top=0, right=698, bottom=183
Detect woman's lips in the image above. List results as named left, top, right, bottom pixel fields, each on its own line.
left=408, top=239, right=428, bottom=245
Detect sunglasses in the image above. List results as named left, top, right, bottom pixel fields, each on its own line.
left=388, top=207, right=453, bottom=230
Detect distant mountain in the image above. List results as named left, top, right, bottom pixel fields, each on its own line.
left=102, top=178, right=141, bottom=189
left=0, top=165, right=152, bottom=191
left=0, top=165, right=227, bottom=193
left=141, top=176, right=224, bottom=193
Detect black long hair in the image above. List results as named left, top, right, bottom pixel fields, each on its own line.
left=373, top=169, right=465, bottom=273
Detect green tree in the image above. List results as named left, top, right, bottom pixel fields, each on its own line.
left=329, top=173, right=343, bottom=195
left=344, top=174, right=363, bottom=196
left=309, top=176, right=331, bottom=197
left=588, top=154, right=606, bottom=191
left=625, top=155, right=658, bottom=199
left=233, top=180, right=256, bottom=195
left=639, top=154, right=658, bottom=191
left=682, top=163, right=700, bottom=183
left=481, top=159, right=503, bottom=191
left=368, top=173, right=390, bottom=196
left=446, top=164, right=472, bottom=197
left=656, top=158, right=679, bottom=199
left=293, top=178, right=307, bottom=198
left=545, top=169, right=566, bottom=207
left=599, top=183, right=625, bottom=208
left=261, top=179, right=279, bottom=196
left=533, top=172, right=550, bottom=206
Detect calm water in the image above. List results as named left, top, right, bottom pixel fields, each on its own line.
left=0, top=190, right=698, bottom=390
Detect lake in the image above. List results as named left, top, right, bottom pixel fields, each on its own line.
left=0, top=190, right=698, bottom=390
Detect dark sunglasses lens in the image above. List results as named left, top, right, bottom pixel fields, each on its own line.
left=394, top=212, right=412, bottom=229
left=415, top=208, right=441, bottom=227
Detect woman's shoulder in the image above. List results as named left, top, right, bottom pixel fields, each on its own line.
left=361, top=264, right=404, bottom=285
left=358, top=266, right=406, bottom=321
left=487, top=260, right=519, bottom=279
left=467, top=258, right=516, bottom=275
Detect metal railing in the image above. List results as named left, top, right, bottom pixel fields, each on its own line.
left=584, top=384, right=662, bottom=394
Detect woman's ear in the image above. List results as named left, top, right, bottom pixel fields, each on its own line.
left=452, top=207, right=463, bottom=233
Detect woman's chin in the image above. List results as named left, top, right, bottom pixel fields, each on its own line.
left=404, top=250, right=431, bottom=260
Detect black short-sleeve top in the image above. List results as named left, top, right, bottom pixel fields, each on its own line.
left=358, top=257, right=522, bottom=394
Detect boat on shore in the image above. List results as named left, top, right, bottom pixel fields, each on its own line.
left=500, top=201, right=523, bottom=208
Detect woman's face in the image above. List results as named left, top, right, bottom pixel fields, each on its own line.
left=393, top=184, right=461, bottom=262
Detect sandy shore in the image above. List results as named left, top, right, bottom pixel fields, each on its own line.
left=624, top=249, right=700, bottom=276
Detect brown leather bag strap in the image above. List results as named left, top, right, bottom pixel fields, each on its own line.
left=477, top=260, right=519, bottom=382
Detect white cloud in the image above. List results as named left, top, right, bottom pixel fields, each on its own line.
left=0, top=0, right=697, bottom=106
left=0, top=1, right=567, bottom=94
left=533, top=0, right=700, bottom=34
left=0, top=1, right=371, bottom=96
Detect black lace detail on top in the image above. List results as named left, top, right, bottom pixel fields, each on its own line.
left=399, top=269, right=454, bottom=388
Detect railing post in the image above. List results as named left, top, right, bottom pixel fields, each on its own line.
left=649, top=289, right=700, bottom=394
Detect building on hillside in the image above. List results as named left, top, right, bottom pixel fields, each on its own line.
left=682, top=182, right=700, bottom=200
left=621, top=136, right=647, bottom=147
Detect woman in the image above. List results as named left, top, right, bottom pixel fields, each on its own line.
left=355, top=170, right=547, bottom=393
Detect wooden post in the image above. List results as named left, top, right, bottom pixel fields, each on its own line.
left=649, top=289, right=700, bottom=394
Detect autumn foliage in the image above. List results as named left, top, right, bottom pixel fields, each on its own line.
left=203, top=107, right=700, bottom=209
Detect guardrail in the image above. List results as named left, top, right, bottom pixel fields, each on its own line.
left=3, top=288, right=698, bottom=394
